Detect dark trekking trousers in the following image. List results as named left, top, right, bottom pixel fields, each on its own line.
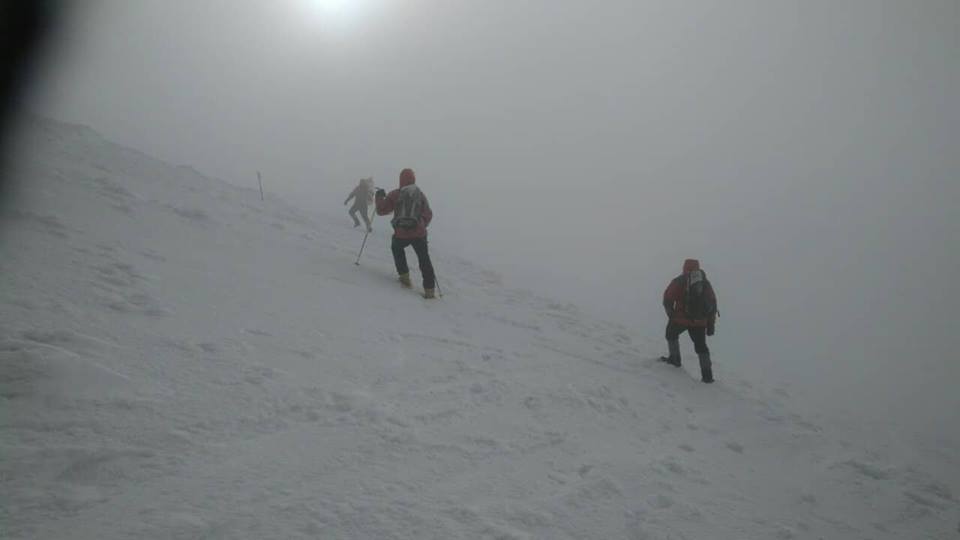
left=391, top=236, right=436, bottom=290
left=665, top=321, right=709, bottom=355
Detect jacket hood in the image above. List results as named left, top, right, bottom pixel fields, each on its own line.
left=682, top=259, right=700, bottom=273
left=399, top=168, right=416, bottom=188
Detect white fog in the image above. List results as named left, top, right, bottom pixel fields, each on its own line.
left=4, top=1, right=958, bottom=538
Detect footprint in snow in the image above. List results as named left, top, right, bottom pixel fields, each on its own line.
left=198, top=342, right=220, bottom=354
left=243, top=365, right=278, bottom=386
left=839, top=459, right=893, bottom=481
left=167, top=204, right=213, bottom=226
left=774, top=525, right=797, bottom=539
left=242, top=328, right=273, bottom=337
left=902, top=489, right=951, bottom=511
left=138, top=249, right=166, bottom=263
left=91, top=176, right=135, bottom=200
left=56, top=448, right=157, bottom=486
left=97, top=262, right=143, bottom=287
left=523, top=396, right=542, bottom=411
left=648, top=493, right=674, bottom=509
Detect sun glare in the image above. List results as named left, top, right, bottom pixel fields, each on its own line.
left=301, top=0, right=367, bottom=29
left=310, top=0, right=350, bottom=17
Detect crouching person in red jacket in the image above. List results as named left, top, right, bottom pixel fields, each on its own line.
left=375, top=168, right=437, bottom=299
left=660, top=258, right=718, bottom=383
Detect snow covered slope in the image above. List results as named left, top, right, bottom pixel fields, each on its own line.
left=2, top=117, right=957, bottom=539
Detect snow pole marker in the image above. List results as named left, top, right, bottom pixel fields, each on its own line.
left=257, top=171, right=264, bottom=202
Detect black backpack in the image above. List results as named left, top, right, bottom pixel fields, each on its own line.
left=391, top=185, right=424, bottom=230
left=684, top=270, right=716, bottom=320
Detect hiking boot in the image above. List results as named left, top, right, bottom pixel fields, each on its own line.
left=659, top=340, right=681, bottom=367
left=423, top=288, right=436, bottom=299
left=659, top=356, right=681, bottom=367
left=398, top=273, right=412, bottom=288
left=698, top=352, right=714, bottom=383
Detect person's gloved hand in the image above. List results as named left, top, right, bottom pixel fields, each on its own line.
left=706, top=322, right=715, bottom=336
left=375, top=188, right=386, bottom=199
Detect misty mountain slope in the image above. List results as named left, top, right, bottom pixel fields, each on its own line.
left=1, top=117, right=956, bottom=540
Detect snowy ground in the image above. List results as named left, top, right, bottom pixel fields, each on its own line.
left=1, top=117, right=957, bottom=539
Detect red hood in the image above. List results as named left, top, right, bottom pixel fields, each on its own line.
left=399, top=168, right=416, bottom=188
left=683, top=259, right=700, bottom=273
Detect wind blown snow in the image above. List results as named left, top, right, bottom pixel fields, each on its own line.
left=1, top=117, right=956, bottom=539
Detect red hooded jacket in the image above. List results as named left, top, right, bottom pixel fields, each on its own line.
left=375, top=168, right=433, bottom=239
left=663, top=259, right=717, bottom=327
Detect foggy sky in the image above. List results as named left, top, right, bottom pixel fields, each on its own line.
left=26, top=0, right=960, bottom=441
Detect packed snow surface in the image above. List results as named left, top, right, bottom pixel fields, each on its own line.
left=2, top=117, right=957, bottom=539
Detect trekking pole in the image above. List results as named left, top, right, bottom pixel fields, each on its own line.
left=354, top=231, right=369, bottom=266
left=354, top=202, right=375, bottom=266
left=432, top=255, right=444, bottom=298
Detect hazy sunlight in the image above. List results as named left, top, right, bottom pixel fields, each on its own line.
left=299, top=0, right=368, bottom=29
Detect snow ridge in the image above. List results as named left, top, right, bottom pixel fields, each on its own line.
left=1, top=117, right=956, bottom=539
